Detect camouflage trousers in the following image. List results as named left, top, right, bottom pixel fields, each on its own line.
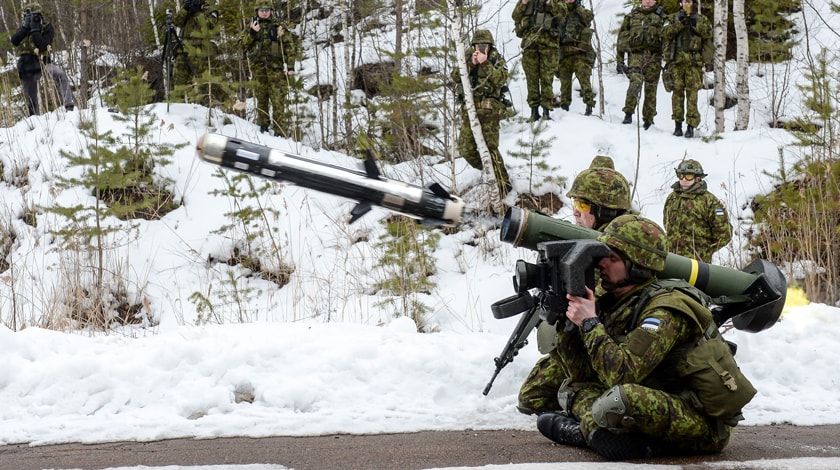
left=457, top=107, right=511, bottom=194
left=571, top=384, right=731, bottom=454
left=522, top=45, right=560, bottom=109
left=669, top=63, right=703, bottom=127
left=622, top=52, right=661, bottom=123
left=518, top=331, right=594, bottom=414
left=252, top=66, right=295, bottom=133
left=556, top=53, right=595, bottom=108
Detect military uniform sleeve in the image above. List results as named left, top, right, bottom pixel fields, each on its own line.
left=661, top=14, right=683, bottom=41
left=487, top=52, right=509, bottom=89
left=582, top=307, right=690, bottom=386
left=616, top=14, right=631, bottom=58
left=705, top=193, right=732, bottom=254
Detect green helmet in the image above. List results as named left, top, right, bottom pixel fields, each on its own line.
left=24, top=3, right=42, bottom=14
left=597, top=214, right=668, bottom=272
left=675, top=159, right=707, bottom=177
left=470, top=29, right=494, bottom=46
left=589, top=155, right=615, bottom=170
left=254, top=1, right=273, bottom=11
left=566, top=168, right=631, bottom=211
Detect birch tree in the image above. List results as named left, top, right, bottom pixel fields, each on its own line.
left=713, top=0, right=727, bottom=133
left=733, top=0, right=750, bottom=130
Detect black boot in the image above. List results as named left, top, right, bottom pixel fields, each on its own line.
left=541, top=106, right=551, bottom=120
left=536, top=412, right=587, bottom=448
left=685, top=125, right=694, bottom=138
left=673, top=121, right=683, bottom=137
left=585, top=105, right=593, bottom=116
left=588, top=429, right=662, bottom=461
left=559, top=104, right=569, bottom=111
left=259, top=124, right=270, bottom=134
left=643, top=120, right=652, bottom=130
left=622, top=113, right=632, bottom=124
left=529, top=106, right=540, bottom=122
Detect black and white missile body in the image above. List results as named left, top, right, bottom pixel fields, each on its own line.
left=196, top=133, right=465, bottom=227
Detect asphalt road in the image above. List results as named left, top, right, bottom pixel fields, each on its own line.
left=1, top=424, right=839, bottom=470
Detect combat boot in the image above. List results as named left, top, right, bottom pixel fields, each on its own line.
left=673, top=121, right=683, bottom=137
left=536, top=412, right=587, bottom=448
left=685, top=125, right=695, bottom=138
left=643, top=120, right=653, bottom=130
left=541, top=106, right=551, bottom=120
left=560, top=104, right=570, bottom=111
left=622, top=113, right=632, bottom=124
left=588, top=428, right=662, bottom=461
left=529, top=107, right=540, bottom=123
left=585, top=105, right=593, bottom=116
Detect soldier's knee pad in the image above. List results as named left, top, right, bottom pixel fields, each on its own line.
left=592, top=385, right=636, bottom=431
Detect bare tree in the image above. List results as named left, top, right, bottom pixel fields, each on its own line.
left=733, top=0, right=750, bottom=130
left=713, top=0, right=727, bottom=133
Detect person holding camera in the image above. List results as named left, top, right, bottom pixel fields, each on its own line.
left=451, top=29, right=512, bottom=196
left=172, top=0, right=220, bottom=94
left=554, top=0, right=595, bottom=116
left=662, top=0, right=713, bottom=138
left=241, top=1, right=300, bottom=135
left=616, top=0, right=665, bottom=129
left=10, top=3, right=74, bottom=116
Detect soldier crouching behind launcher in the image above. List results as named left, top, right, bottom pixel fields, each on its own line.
left=535, top=214, right=755, bottom=460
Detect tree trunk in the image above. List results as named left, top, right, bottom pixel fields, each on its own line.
left=713, top=0, right=728, bottom=133
left=588, top=0, right=603, bottom=116
left=734, top=0, right=750, bottom=130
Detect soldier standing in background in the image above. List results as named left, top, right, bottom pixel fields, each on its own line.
left=451, top=30, right=512, bottom=196
left=663, top=159, right=732, bottom=262
left=662, top=0, right=713, bottom=138
left=173, top=0, right=219, bottom=89
left=616, top=0, right=665, bottom=129
left=241, top=1, right=300, bottom=135
left=555, top=0, right=595, bottom=116
left=10, top=2, right=74, bottom=115
left=512, top=0, right=565, bottom=122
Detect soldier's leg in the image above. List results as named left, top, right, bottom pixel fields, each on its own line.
left=641, top=60, right=661, bottom=123
left=482, top=115, right=510, bottom=192
left=684, top=65, right=703, bottom=128
left=574, top=57, right=595, bottom=106
left=253, top=68, right=271, bottom=130
left=45, top=63, right=74, bottom=109
left=522, top=47, right=541, bottom=109
left=20, top=73, right=41, bottom=116
left=457, top=114, right=482, bottom=170
left=670, top=66, right=687, bottom=122
left=556, top=56, right=573, bottom=109
left=622, top=69, right=643, bottom=116
left=539, top=48, right=559, bottom=109
left=517, top=355, right=565, bottom=414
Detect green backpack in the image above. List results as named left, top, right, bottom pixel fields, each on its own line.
left=632, top=279, right=757, bottom=426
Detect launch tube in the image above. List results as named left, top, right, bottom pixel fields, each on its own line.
left=501, top=207, right=787, bottom=332
left=196, top=133, right=465, bottom=227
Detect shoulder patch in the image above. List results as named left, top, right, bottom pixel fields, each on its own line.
left=714, top=208, right=725, bottom=216
left=640, top=317, right=661, bottom=331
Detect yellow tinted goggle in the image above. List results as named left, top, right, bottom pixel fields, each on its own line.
left=677, top=172, right=697, bottom=181
left=573, top=199, right=591, bottom=213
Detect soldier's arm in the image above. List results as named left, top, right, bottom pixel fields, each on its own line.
left=706, top=194, right=733, bottom=252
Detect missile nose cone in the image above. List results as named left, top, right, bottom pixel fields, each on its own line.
left=196, top=133, right=227, bottom=164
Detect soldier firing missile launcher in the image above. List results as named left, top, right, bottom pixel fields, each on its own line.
left=195, top=133, right=466, bottom=227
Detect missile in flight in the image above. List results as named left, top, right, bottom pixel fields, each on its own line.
left=195, top=133, right=465, bottom=227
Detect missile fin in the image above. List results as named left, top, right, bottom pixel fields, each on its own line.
left=427, top=182, right=452, bottom=200
left=363, top=151, right=381, bottom=179
left=349, top=201, right=372, bottom=224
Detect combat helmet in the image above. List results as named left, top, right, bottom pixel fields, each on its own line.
left=589, top=155, right=615, bottom=170
left=675, top=159, right=707, bottom=178
left=254, top=1, right=273, bottom=11
left=566, top=168, right=631, bottom=211
left=470, top=29, right=494, bottom=46
left=597, top=214, right=668, bottom=273
left=24, top=3, right=42, bottom=14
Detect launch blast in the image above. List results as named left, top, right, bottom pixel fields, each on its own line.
left=195, top=133, right=465, bottom=227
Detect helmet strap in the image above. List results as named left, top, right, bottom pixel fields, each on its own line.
left=591, top=205, right=624, bottom=228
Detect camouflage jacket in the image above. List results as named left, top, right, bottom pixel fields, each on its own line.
left=451, top=47, right=509, bottom=104
left=662, top=11, right=713, bottom=66
left=174, top=7, right=219, bottom=48
left=241, top=18, right=300, bottom=71
left=557, top=2, right=594, bottom=56
left=616, top=5, right=665, bottom=59
left=512, top=0, right=565, bottom=49
left=663, top=180, right=733, bottom=262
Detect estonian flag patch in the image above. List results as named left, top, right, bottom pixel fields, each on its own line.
left=640, top=318, right=661, bottom=331
left=714, top=208, right=725, bottom=216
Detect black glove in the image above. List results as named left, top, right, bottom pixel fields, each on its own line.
left=268, top=26, right=279, bottom=41
left=30, top=14, right=42, bottom=33
left=22, top=12, right=32, bottom=31
left=678, top=10, right=687, bottom=23
left=688, top=13, right=697, bottom=27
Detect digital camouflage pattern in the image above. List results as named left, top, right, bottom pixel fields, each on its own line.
left=555, top=1, right=595, bottom=109
left=616, top=4, right=665, bottom=123
left=241, top=9, right=301, bottom=133
left=597, top=214, right=668, bottom=271
left=452, top=37, right=511, bottom=194
left=663, top=179, right=732, bottom=262
left=662, top=8, right=712, bottom=127
left=512, top=0, right=565, bottom=109
left=566, top=168, right=631, bottom=210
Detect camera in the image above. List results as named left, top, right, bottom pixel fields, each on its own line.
left=477, top=44, right=488, bottom=54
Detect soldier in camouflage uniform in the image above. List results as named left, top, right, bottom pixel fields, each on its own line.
left=452, top=30, right=512, bottom=195
left=512, top=0, right=565, bottom=122
left=241, top=1, right=300, bottom=134
left=536, top=215, right=733, bottom=460
left=173, top=0, right=220, bottom=101
left=517, top=162, right=631, bottom=415
left=663, top=159, right=732, bottom=262
left=662, top=0, right=712, bottom=138
left=616, top=0, right=665, bottom=129
left=555, top=0, right=595, bottom=116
